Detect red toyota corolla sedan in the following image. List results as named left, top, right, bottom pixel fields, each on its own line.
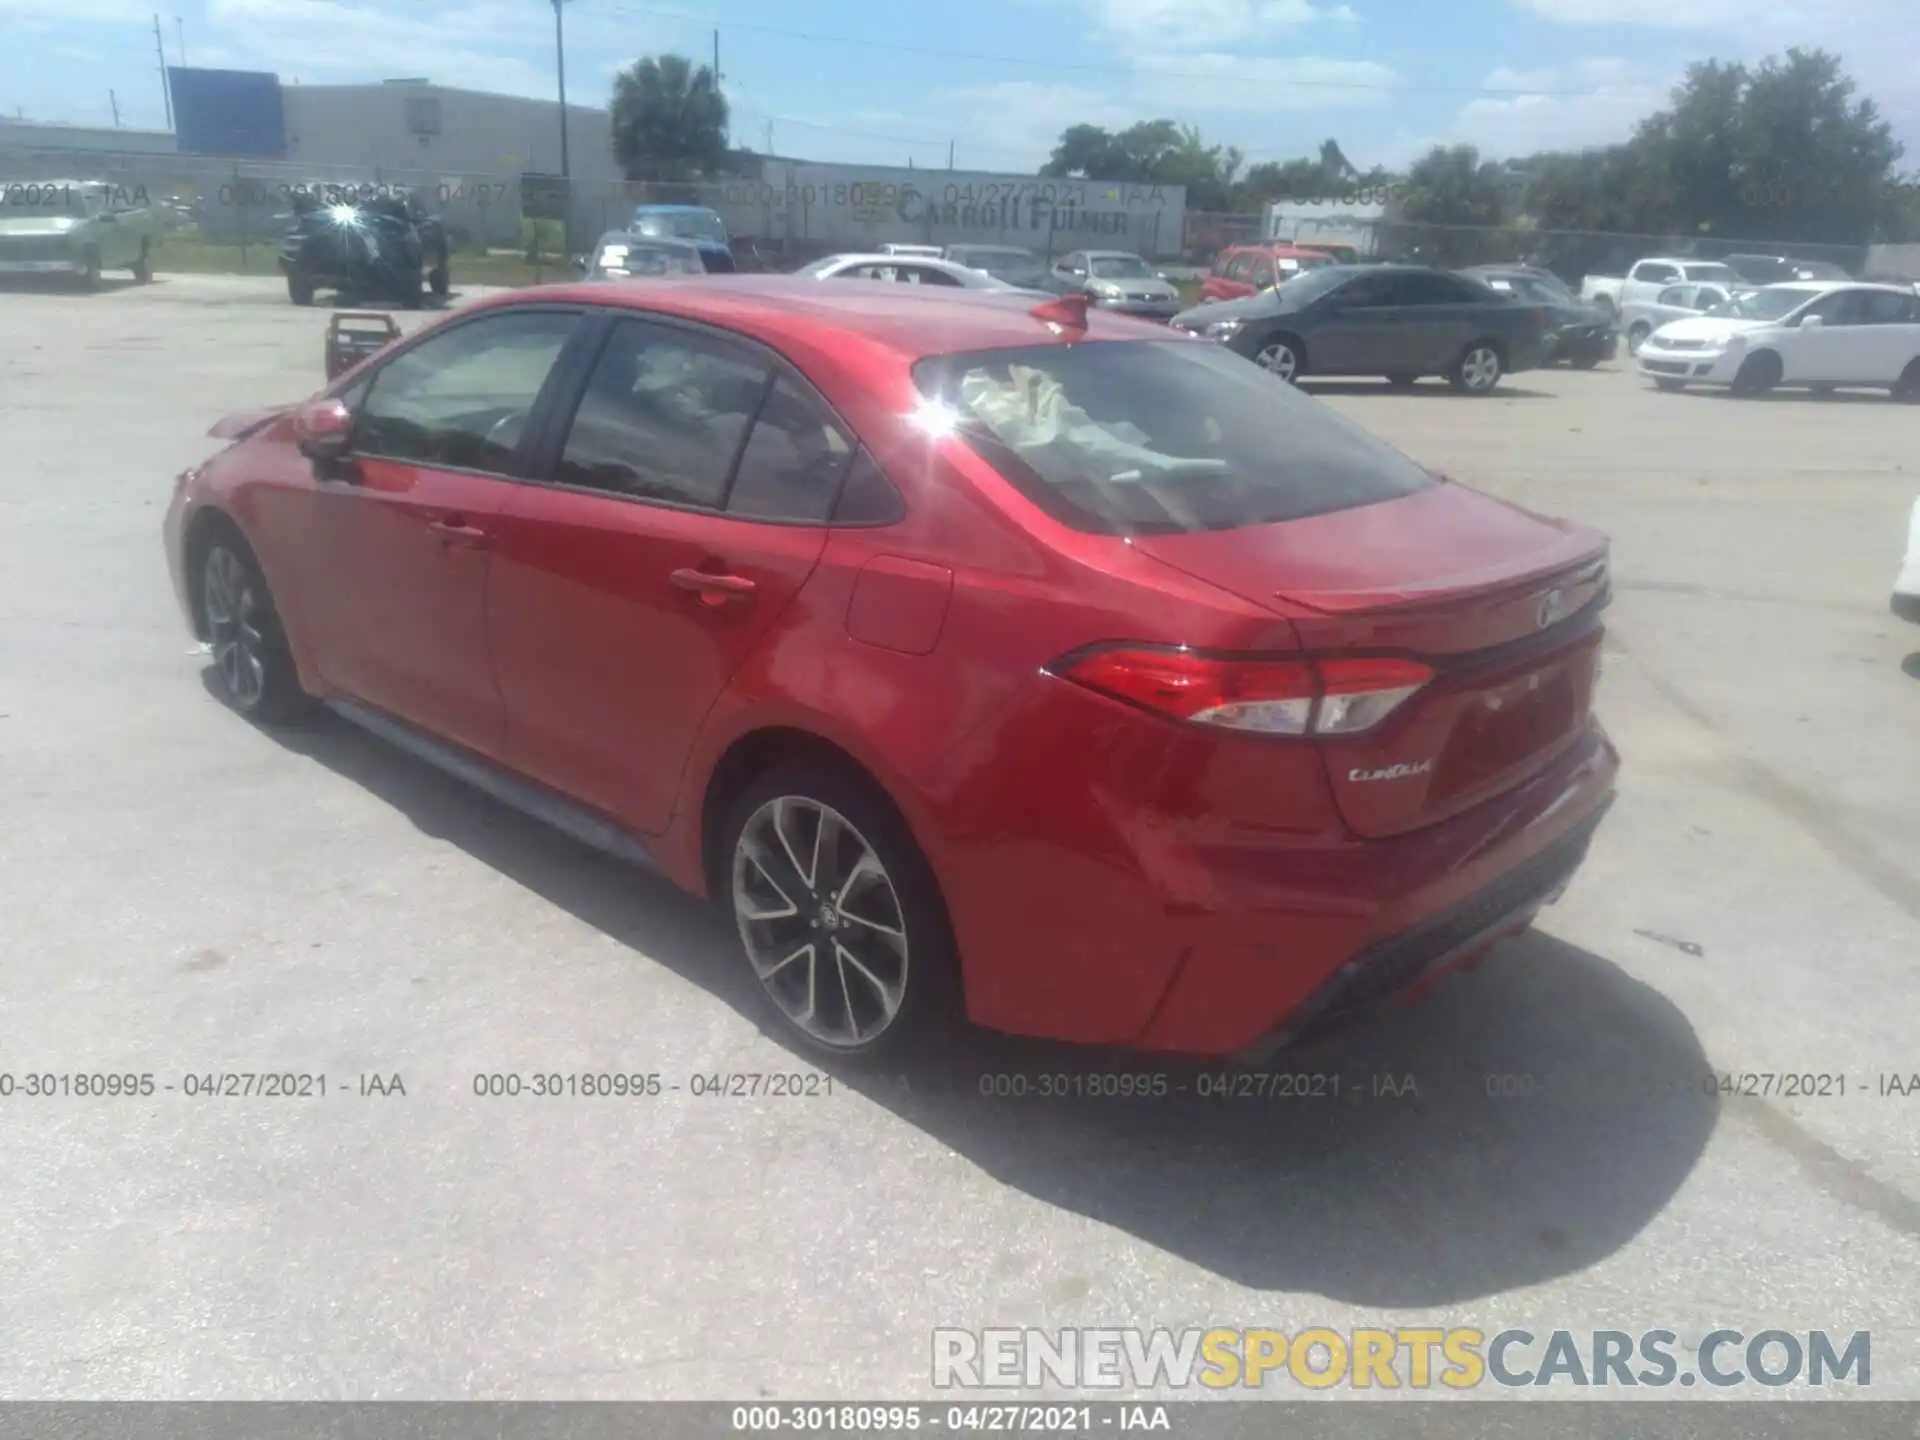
left=163, top=278, right=1617, bottom=1063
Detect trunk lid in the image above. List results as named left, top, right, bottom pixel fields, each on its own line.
left=1130, top=484, right=1610, bottom=838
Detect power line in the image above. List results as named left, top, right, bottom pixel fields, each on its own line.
left=600, top=1, right=1614, bottom=98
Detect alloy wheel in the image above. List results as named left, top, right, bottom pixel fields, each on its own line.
left=202, top=546, right=267, bottom=709
left=1460, top=345, right=1501, bottom=391
left=732, top=796, right=910, bottom=1050
left=1255, top=340, right=1298, bottom=381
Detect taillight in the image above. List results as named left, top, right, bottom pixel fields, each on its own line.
left=1054, top=648, right=1431, bottom=737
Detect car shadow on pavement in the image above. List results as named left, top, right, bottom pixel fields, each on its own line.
left=0, top=276, right=145, bottom=296
left=1901, top=652, right=1920, bottom=680
left=1297, top=380, right=1555, bottom=400
left=265, top=702, right=1717, bottom=1307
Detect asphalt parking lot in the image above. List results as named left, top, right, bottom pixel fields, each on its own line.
left=2, top=274, right=1918, bottom=1405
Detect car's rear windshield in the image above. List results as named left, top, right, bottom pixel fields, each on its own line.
left=913, top=339, right=1436, bottom=536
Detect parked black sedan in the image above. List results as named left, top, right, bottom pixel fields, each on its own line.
left=1462, top=265, right=1616, bottom=367
left=1171, top=264, right=1548, bottom=393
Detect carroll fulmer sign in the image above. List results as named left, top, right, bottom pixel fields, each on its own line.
left=721, top=168, right=1184, bottom=239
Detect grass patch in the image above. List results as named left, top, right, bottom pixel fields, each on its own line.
left=152, top=236, right=563, bottom=289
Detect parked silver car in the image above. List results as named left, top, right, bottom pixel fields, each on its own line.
left=794, top=253, right=1039, bottom=292
left=1621, top=281, right=1748, bottom=355
left=1052, top=249, right=1183, bottom=320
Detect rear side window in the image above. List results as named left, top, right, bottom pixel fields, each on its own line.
left=555, top=319, right=769, bottom=507
left=914, top=340, right=1435, bottom=536
left=725, top=377, right=855, bottom=522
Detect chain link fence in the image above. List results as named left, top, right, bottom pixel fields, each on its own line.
left=1180, top=208, right=1911, bottom=284
left=1, top=147, right=1185, bottom=271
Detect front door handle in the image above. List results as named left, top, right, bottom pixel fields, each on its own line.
left=427, top=516, right=490, bottom=548
left=670, top=568, right=757, bottom=606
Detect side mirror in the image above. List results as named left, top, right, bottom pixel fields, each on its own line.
left=1798, top=314, right=1823, bottom=330
left=572, top=254, right=589, bottom=274
left=293, top=398, right=354, bottom=461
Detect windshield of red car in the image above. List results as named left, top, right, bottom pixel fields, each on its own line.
left=914, top=339, right=1436, bottom=536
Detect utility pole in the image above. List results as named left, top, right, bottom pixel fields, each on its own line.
left=948, top=139, right=955, bottom=170
left=712, top=29, right=721, bottom=84
left=764, top=120, right=774, bottom=156
left=153, top=16, right=173, bottom=130
left=552, top=0, right=570, bottom=177
left=110, top=90, right=122, bottom=127
left=176, top=16, right=185, bottom=63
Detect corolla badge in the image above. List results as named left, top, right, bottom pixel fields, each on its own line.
left=1349, top=760, right=1434, bottom=783
left=1537, top=587, right=1568, bottom=629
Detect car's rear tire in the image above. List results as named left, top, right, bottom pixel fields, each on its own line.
left=1627, top=323, right=1651, bottom=356
left=1892, top=358, right=1920, bottom=402
left=192, top=524, right=313, bottom=725
left=132, top=241, right=154, bottom=284
left=287, top=271, right=315, bottom=306
left=429, top=256, right=450, bottom=298
left=719, top=759, right=960, bottom=1066
left=1570, top=353, right=1601, bottom=370
left=1730, top=350, right=1782, bottom=397
left=396, top=267, right=426, bottom=310
left=78, top=247, right=103, bottom=290
left=1449, top=341, right=1503, bottom=394
left=1252, top=335, right=1304, bottom=383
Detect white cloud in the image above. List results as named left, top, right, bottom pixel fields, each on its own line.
left=935, top=81, right=1139, bottom=169
left=1088, top=0, right=1343, bottom=46
left=1451, top=60, right=1670, bottom=155
left=1510, top=0, right=1746, bottom=25
left=0, top=0, right=156, bottom=19
left=1129, top=52, right=1399, bottom=112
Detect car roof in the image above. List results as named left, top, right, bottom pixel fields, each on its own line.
left=633, top=203, right=719, bottom=215
left=472, top=275, right=1159, bottom=360
left=597, top=230, right=701, bottom=247
left=1077, top=249, right=1146, bottom=259
left=1756, top=279, right=1896, bottom=293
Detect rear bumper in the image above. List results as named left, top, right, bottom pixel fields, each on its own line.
left=0, top=258, right=83, bottom=275
left=1124, top=722, right=1618, bottom=1056
left=1548, top=328, right=1617, bottom=362
left=1230, top=804, right=1606, bottom=1063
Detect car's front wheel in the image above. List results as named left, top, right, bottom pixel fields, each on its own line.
left=132, top=241, right=154, bottom=284
left=1892, top=358, right=1920, bottom=403
left=1252, top=336, right=1303, bottom=383
left=287, top=270, right=316, bottom=306
left=721, top=761, right=958, bottom=1063
left=1627, top=323, right=1651, bottom=356
left=195, top=527, right=312, bottom=724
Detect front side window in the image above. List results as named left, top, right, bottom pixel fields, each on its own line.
left=1857, top=290, right=1916, bottom=324
left=556, top=320, right=769, bottom=507
left=900, top=265, right=963, bottom=287
left=354, top=310, right=579, bottom=472
left=1654, top=285, right=1691, bottom=307
left=1088, top=254, right=1153, bottom=280
left=1714, top=286, right=1822, bottom=321
left=1225, top=254, right=1254, bottom=283
left=726, top=377, right=855, bottom=522
left=914, top=339, right=1435, bottom=537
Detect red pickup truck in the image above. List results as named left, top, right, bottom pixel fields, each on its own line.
left=1200, top=243, right=1338, bottom=302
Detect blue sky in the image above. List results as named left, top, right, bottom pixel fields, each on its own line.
left=4, top=0, right=1917, bottom=173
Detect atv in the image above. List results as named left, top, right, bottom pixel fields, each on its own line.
left=280, top=188, right=451, bottom=308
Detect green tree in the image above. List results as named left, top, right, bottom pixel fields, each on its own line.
left=609, top=55, right=730, bottom=182
left=1391, top=144, right=1512, bottom=264
left=1041, top=120, right=1243, bottom=210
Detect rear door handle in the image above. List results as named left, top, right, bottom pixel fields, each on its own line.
left=670, top=568, right=757, bottom=605
left=427, top=516, right=490, bottom=548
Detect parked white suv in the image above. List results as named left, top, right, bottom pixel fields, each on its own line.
left=1581, top=257, right=1745, bottom=317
